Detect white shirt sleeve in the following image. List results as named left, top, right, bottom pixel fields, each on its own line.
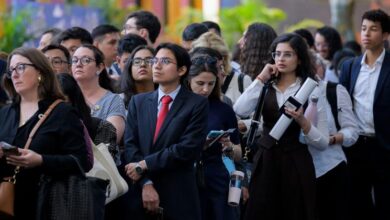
left=336, top=85, right=359, bottom=147
left=233, top=79, right=264, bottom=118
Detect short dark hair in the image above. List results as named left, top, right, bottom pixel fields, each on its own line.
left=332, top=49, right=356, bottom=76
left=294, top=28, right=314, bottom=48
left=54, top=27, right=93, bottom=45
left=121, top=45, right=155, bottom=107
left=126, top=10, right=161, bottom=43
left=78, top=44, right=114, bottom=92
left=4, top=47, right=65, bottom=102
left=270, top=33, right=316, bottom=83
left=41, top=44, right=71, bottom=64
left=117, top=34, right=147, bottom=56
left=91, top=24, right=120, bottom=42
left=202, top=21, right=221, bottom=36
left=362, top=9, right=390, bottom=33
left=182, top=23, right=209, bottom=41
left=316, top=26, right=342, bottom=60
left=155, top=43, right=191, bottom=84
left=343, top=40, right=362, bottom=56
left=41, top=28, right=62, bottom=38
left=188, top=55, right=221, bottom=100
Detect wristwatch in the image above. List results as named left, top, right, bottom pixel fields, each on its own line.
left=135, top=163, right=144, bottom=175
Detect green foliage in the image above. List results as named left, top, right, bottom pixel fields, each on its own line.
left=285, top=19, right=324, bottom=33
left=0, top=10, right=33, bottom=53
left=220, top=0, right=286, bottom=48
left=87, top=0, right=138, bottom=29
left=171, top=7, right=204, bottom=40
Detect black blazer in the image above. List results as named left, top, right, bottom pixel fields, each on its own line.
left=0, top=99, right=88, bottom=219
left=123, top=86, right=209, bottom=220
left=339, top=51, right=390, bottom=150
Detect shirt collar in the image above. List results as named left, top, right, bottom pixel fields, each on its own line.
left=157, top=85, right=181, bottom=103
left=361, top=48, right=386, bottom=65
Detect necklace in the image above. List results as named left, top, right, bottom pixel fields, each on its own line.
left=85, top=99, right=101, bottom=115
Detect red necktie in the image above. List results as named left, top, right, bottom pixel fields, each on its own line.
left=154, top=95, right=173, bottom=142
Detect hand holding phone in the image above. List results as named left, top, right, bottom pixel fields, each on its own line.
left=0, top=141, right=21, bottom=156
left=206, top=129, right=236, bottom=147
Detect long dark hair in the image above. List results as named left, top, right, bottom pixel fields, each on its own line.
left=120, top=45, right=155, bottom=107
left=240, top=23, right=277, bottom=80
left=270, top=33, right=316, bottom=83
left=56, top=73, right=94, bottom=137
left=315, top=26, right=342, bottom=61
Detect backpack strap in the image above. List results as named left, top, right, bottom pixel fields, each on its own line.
left=326, top=82, right=341, bottom=130
left=238, top=73, right=245, bottom=93
left=221, top=70, right=235, bottom=94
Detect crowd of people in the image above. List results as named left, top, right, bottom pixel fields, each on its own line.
left=0, top=7, right=389, bottom=220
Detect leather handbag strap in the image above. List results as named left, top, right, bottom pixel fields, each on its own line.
left=22, top=99, right=63, bottom=150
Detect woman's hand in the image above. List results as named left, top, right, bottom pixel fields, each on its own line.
left=6, top=149, right=43, bottom=168
left=256, top=64, right=279, bottom=83
left=284, top=107, right=311, bottom=134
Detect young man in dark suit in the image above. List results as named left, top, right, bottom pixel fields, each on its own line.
left=339, top=9, right=390, bottom=220
left=123, top=43, right=208, bottom=220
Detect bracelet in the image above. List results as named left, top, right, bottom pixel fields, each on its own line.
left=256, top=75, right=266, bottom=84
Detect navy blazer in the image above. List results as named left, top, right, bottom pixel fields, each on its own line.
left=339, top=51, right=390, bottom=150
left=123, top=86, right=209, bottom=220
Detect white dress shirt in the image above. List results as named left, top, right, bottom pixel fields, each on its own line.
left=307, top=81, right=359, bottom=177
left=234, top=78, right=329, bottom=149
left=353, top=49, right=385, bottom=136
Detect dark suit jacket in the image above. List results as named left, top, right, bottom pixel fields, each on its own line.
left=339, top=51, right=390, bottom=150
left=123, top=86, right=209, bottom=220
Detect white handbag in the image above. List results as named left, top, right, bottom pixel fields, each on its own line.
left=86, top=143, right=129, bottom=204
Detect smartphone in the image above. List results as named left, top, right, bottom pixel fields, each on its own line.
left=207, top=128, right=236, bottom=139
left=0, top=141, right=20, bottom=156
left=207, top=130, right=225, bottom=139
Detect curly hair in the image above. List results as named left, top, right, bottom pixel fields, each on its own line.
left=191, top=32, right=231, bottom=75
left=240, top=23, right=277, bottom=80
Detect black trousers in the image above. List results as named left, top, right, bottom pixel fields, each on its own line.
left=344, top=136, right=390, bottom=220
left=316, top=161, right=348, bottom=220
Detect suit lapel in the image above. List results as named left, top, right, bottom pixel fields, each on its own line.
left=349, top=56, right=363, bottom=95
left=374, top=52, right=390, bottom=102
left=146, top=91, right=158, bottom=152
left=154, top=87, right=188, bottom=144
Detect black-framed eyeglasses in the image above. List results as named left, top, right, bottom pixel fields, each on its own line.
left=71, top=56, right=96, bottom=66
left=132, top=57, right=153, bottom=67
left=49, top=57, right=69, bottom=67
left=150, top=57, right=177, bottom=65
left=6, top=63, right=36, bottom=78
left=191, top=56, right=218, bottom=66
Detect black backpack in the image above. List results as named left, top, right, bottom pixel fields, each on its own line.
left=221, top=70, right=245, bottom=94
left=326, top=82, right=340, bottom=130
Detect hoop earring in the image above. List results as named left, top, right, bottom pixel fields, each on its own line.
left=38, top=76, right=42, bottom=83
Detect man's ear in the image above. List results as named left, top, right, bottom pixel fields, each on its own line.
left=93, top=41, right=99, bottom=48
left=178, top=66, right=187, bottom=77
left=139, top=28, right=149, bottom=41
left=116, top=55, right=121, bottom=64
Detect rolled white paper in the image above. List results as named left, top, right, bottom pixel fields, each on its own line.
left=294, top=77, right=318, bottom=103
left=269, top=77, right=318, bottom=140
